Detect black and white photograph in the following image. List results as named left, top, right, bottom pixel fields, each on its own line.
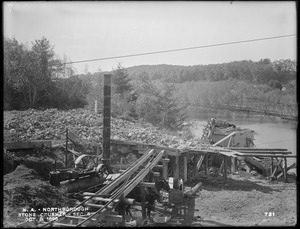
left=3, top=1, right=297, bottom=227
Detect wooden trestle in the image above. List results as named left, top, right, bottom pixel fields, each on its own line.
left=111, top=133, right=296, bottom=183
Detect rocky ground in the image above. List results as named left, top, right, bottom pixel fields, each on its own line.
left=3, top=109, right=298, bottom=227
left=4, top=108, right=209, bottom=151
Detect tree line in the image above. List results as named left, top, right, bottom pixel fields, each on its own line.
left=126, top=59, right=296, bottom=88
left=4, top=37, right=186, bottom=130
left=4, top=37, right=297, bottom=129
left=178, top=78, right=297, bottom=117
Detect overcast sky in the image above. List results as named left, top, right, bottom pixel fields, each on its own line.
left=4, top=1, right=297, bottom=74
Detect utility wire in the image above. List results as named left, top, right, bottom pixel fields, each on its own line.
left=65, top=34, right=296, bottom=65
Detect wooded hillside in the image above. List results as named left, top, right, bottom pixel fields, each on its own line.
left=4, top=37, right=297, bottom=127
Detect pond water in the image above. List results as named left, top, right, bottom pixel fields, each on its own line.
left=189, top=108, right=297, bottom=167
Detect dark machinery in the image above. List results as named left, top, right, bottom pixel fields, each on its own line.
left=49, top=153, right=109, bottom=196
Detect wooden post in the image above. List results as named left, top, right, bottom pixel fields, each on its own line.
left=231, top=157, right=236, bottom=173
left=120, top=158, right=123, bottom=171
left=223, top=156, right=227, bottom=180
left=162, top=159, right=169, bottom=181
left=94, top=100, right=98, bottom=114
left=183, top=156, right=187, bottom=182
left=174, top=156, right=180, bottom=182
left=65, top=128, right=68, bottom=168
left=271, top=157, right=273, bottom=175
left=284, top=157, right=288, bottom=183
left=271, top=158, right=283, bottom=178
left=204, top=155, right=208, bottom=175
left=103, top=74, right=111, bottom=173
left=193, top=155, right=198, bottom=179
left=141, top=187, right=146, bottom=219
left=120, top=194, right=125, bottom=226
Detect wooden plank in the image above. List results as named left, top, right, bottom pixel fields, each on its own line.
left=235, top=153, right=296, bottom=158
left=232, top=150, right=291, bottom=154
left=227, top=136, right=232, bottom=147
left=161, top=158, right=170, bottom=163
left=53, top=223, right=77, bottom=227
left=197, top=155, right=205, bottom=170
left=84, top=203, right=105, bottom=208
left=218, top=151, right=238, bottom=157
left=83, top=192, right=113, bottom=197
left=4, top=140, right=52, bottom=150
left=65, top=216, right=88, bottom=220
left=212, top=132, right=237, bottom=147
left=194, top=155, right=199, bottom=177
left=67, top=149, right=81, bottom=157
left=226, top=147, right=288, bottom=151
left=138, top=182, right=155, bottom=188
left=83, top=196, right=114, bottom=202
left=154, top=164, right=163, bottom=169
left=151, top=171, right=160, bottom=177
left=68, top=130, right=81, bottom=143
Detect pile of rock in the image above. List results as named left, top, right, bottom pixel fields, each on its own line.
left=4, top=108, right=210, bottom=151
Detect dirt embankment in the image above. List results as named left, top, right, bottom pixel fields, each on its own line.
left=3, top=164, right=76, bottom=228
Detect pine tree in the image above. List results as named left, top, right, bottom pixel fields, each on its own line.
left=112, top=63, right=132, bottom=95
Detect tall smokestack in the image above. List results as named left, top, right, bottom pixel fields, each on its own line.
left=102, top=74, right=111, bottom=172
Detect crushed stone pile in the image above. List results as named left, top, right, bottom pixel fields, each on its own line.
left=4, top=164, right=72, bottom=208
left=4, top=108, right=210, bottom=151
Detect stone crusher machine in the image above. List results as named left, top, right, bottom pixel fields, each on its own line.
left=200, top=118, right=286, bottom=177
left=49, top=154, right=109, bottom=198
left=48, top=130, right=110, bottom=198
left=201, top=118, right=255, bottom=148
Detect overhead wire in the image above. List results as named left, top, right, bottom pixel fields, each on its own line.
left=64, top=34, right=296, bottom=65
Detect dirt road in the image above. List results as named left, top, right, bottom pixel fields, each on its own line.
left=150, top=173, right=297, bottom=227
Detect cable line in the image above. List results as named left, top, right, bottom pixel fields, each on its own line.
left=65, top=34, right=296, bottom=65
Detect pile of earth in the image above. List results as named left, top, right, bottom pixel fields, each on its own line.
left=3, top=164, right=76, bottom=228
left=4, top=108, right=210, bottom=152
left=3, top=147, right=65, bottom=178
